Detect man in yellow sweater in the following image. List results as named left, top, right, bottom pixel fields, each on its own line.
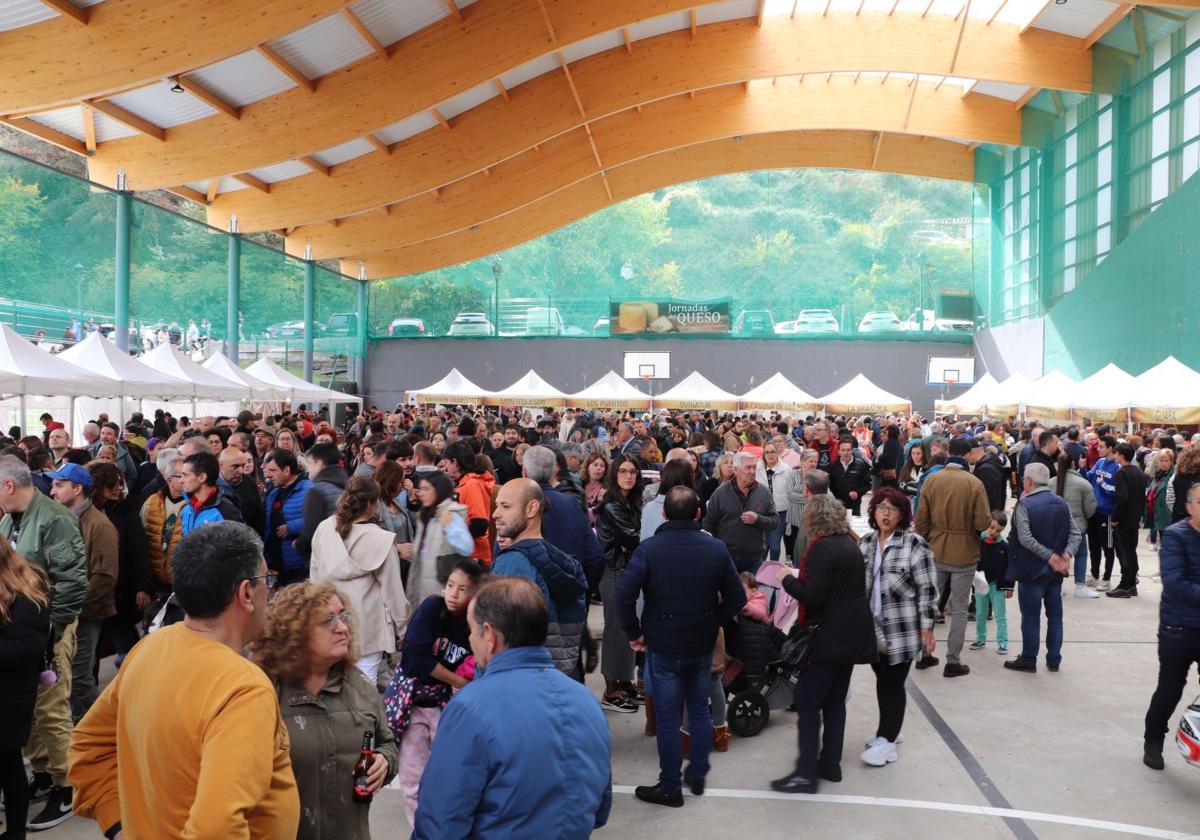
left=69, top=521, right=299, bottom=839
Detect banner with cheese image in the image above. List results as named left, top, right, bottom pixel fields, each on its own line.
left=610, top=298, right=730, bottom=335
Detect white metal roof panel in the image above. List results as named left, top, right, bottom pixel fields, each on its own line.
left=769, top=0, right=1042, bottom=27
left=437, top=80, right=497, bottom=120
left=374, top=111, right=439, bottom=144
left=185, top=176, right=250, bottom=195
left=628, top=10, right=691, bottom=42
left=268, top=14, right=373, bottom=80
left=310, top=137, right=375, bottom=167
left=1029, top=0, right=1121, bottom=38
left=561, top=29, right=624, bottom=64
left=696, top=0, right=758, bottom=25
left=91, top=111, right=139, bottom=142
left=972, top=80, right=1029, bottom=101
left=349, top=0, right=447, bottom=46
left=248, top=160, right=312, bottom=184
left=0, top=0, right=55, bottom=32
left=108, top=82, right=216, bottom=129
left=188, top=51, right=297, bottom=108
left=27, top=106, right=84, bottom=140
left=498, top=53, right=560, bottom=91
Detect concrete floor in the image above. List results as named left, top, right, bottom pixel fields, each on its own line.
left=12, top=547, right=1200, bottom=840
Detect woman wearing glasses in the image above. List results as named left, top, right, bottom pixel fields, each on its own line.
left=252, top=582, right=397, bottom=840
left=595, top=453, right=645, bottom=713
left=856, top=486, right=938, bottom=769
left=310, top=477, right=410, bottom=685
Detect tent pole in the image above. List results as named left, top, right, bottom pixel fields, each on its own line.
left=18, top=393, right=26, bottom=436
left=69, top=396, right=76, bottom=444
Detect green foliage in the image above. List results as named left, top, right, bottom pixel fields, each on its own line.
left=371, top=168, right=977, bottom=334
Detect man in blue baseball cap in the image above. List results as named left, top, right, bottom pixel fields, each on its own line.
left=49, top=463, right=119, bottom=726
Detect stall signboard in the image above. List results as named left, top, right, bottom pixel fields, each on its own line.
left=610, top=298, right=730, bottom=335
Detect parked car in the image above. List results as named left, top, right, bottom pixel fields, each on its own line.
left=857, top=310, right=904, bottom=333
left=324, top=313, right=357, bottom=336
left=910, top=229, right=954, bottom=243
left=733, top=309, right=776, bottom=336
left=792, top=309, right=841, bottom=333
left=265, top=320, right=325, bottom=339
left=447, top=312, right=495, bottom=337
left=523, top=306, right=565, bottom=336
left=388, top=317, right=428, bottom=337
left=903, top=309, right=974, bottom=333
left=774, top=319, right=800, bottom=335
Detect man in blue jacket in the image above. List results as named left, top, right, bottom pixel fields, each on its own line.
left=491, top=479, right=588, bottom=676
left=179, top=451, right=242, bottom=536
left=1141, top=482, right=1200, bottom=770
left=413, top=576, right=611, bottom=839
left=1086, top=434, right=1119, bottom=590
left=522, top=446, right=604, bottom=592
left=260, top=449, right=311, bottom=587
left=1004, top=463, right=1080, bottom=674
left=617, top=486, right=745, bottom=807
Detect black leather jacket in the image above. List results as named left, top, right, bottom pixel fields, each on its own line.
left=596, top=498, right=641, bottom=571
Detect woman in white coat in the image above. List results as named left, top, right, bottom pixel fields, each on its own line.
left=311, top=476, right=409, bottom=684
left=757, top=440, right=799, bottom=564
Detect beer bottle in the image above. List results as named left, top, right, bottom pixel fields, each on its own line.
left=352, top=730, right=374, bottom=803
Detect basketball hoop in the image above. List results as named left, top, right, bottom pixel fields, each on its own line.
left=945, top=370, right=960, bottom=385
left=641, top=373, right=654, bottom=382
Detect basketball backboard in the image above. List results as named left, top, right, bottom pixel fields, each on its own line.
left=623, top=351, right=671, bottom=380
left=927, top=356, right=975, bottom=385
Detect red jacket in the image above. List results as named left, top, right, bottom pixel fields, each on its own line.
left=456, top=471, right=496, bottom=564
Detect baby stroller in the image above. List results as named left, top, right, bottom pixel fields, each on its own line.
left=721, top=561, right=803, bottom=737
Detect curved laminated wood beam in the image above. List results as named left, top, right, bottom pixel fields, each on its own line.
left=0, top=0, right=352, bottom=114
left=205, top=12, right=1083, bottom=232
left=84, top=0, right=723, bottom=190
left=290, top=77, right=1015, bottom=260
left=340, top=130, right=975, bottom=279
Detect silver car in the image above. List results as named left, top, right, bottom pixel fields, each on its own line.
left=792, top=309, right=840, bottom=333
left=447, top=312, right=495, bottom=337
left=857, top=311, right=904, bottom=333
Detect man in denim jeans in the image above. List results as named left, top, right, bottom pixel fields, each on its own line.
left=617, top=486, right=745, bottom=807
left=1003, top=462, right=1081, bottom=674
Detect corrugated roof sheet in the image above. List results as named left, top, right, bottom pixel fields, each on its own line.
left=973, top=81, right=1030, bottom=101
left=188, top=51, right=297, bottom=108
left=349, top=0, right=448, bottom=46
left=1031, top=0, right=1121, bottom=38
left=628, top=11, right=691, bottom=42
left=311, top=137, right=375, bottom=167
left=268, top=13, right=373, bottom=80
left=0, top=0, right=58, bottom=33
left=499, top=53, right=560, bottom=91
left=249, top=160, right=313, bottom=183
left=108, top=81, right=216, bottom=129
left=374, top=111, right=440, bottom=144
left=437, top=80, right=497, bottom=120
left=696, top=0, right=758, bottom=26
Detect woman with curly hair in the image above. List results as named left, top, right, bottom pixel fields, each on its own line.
left=310, top=477, right=409, bottom=685
left=772, top=493, right=877, bottom=795
left=856, top=487, right=938, bottom=768
left=1170, top=443, right=1200, bottom=524
left=251, top=581, right=397, bottom=840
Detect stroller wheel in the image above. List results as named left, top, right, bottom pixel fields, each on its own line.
left=728, top=690, right=770, bottom=738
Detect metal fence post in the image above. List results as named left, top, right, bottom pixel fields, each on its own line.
left=114, top=175, right=131, bottom=353
left=227, top=217, right=241, bottom=363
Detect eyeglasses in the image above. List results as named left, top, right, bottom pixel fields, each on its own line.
left=616, top=467, right=639, bottom=476
left=246, top=572, right=279, bottom=589
left=875, top=503, right=901, bottom=514
left=319, top=610, right=353, bottom=629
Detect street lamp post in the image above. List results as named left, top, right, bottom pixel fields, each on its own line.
left=491, top=259, right=502, bottom=335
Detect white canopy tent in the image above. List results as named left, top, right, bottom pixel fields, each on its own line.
left=566, top=371, right=651, bottom=410
left=407, top=369, right=491, bottom=405
left=985, top=372, right=1036, bottom=418
left=246, top=357, right=362, bottom=406
left=142, top=344, right=253, bottom=402
left=60, top=333, right=195, bottom=400
left=654, top=372, right=740, bottom=411
left=202, top=353, right=291, bottom=402
left=819, top=374, right=911, bottom=415
left=483, top=370, right=568, bottom=407
left=739, top=373, right=820, bottom=413
left=1022, top=370, right=1078, bottom=422
left=1129, top=357, right=1200, bottom=424
left=1067, top=363, right=1137, bottom=424
left=934, top=372, right=998, bottom=417
left=0, top=325, right=114, bottom=397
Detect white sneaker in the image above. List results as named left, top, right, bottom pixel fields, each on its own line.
left=1085, top=575, right=1098, bottom=587
left=1074, top=585, right=1100, bottom=599
left=865, top=733, right=904, bottom=748
left=1096, top=580, right=1111, bottom=592
left=861, top=740, right=899, bottom=767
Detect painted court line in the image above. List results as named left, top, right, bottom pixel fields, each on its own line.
left=610, top=786, right=1200, bottom=839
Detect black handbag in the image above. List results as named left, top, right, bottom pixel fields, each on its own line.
left=780, top=622, right=820, bottom=670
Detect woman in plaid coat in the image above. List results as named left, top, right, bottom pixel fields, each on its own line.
left=858, top=486, right=939, bottom=768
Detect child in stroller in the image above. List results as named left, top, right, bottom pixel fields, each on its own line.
left=721, top=568, right=795, bottom=737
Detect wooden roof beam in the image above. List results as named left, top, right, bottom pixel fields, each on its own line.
left=256, top=44, right=316, bottom=93
left=1019, top=0, right=1055, bottom=34
left=690, top=9, right=698, bottom=35
left=346, top=132, right=976, bottom=278
left=535, top=0, right=558, bottom=44
left=431, top=107, right=451, bottom=129
left=299, top=155, right=331, bottom=176
left=82, top=104, right=96, bottom=154
left=343, top=8, right=389, bottom=59
left=1, top=0, right=352, bottom=115
left=173, top=76, right=240, bottom=120
left=623, top=27, right=633, bottom=53
left=37, top=0, right=88, bottom=24
left=949, top=0, right=973, bottom=75
left=492, top=78, right=510, bottom=102
left=232, top=172, right=271, bottom=193
left=1013, top=86, right=1039, bottom=110
left=206, top=178, right=219, bottom=203
left=0, top=116, right=86, bottom=154
left=872, top=132, right=884, bottom=168
left=86, top=99, right=166, bottom=140
left=758, top=0, right=768, bottom=25
left=365, top=133, right=392, bottom=154
left=442, top=0, right=462, bottom=22
left=166, top=185, right=207, bottom=204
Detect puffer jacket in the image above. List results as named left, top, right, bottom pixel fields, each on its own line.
left=263, top=477, right=312, bottom=572
left=1159, top=519, right=1200, bottom=628
left=492, top=538, right=587, bottom=675
left=179, top=486, right=243, bottom=536
left=596, top=498, right=641, bottom=571
left=275, top=664, right=398, bottom=840
left=140, top=491, right=184, bottom=587
left=455, top=470, right=495, bottom=565
left=310, top=519, right=409, bottom=654
left=409, top=498, right=472, bottom=612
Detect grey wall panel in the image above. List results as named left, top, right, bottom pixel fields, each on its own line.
left=972, top=319, right=1044, bottom=381
left=364, top=338, right=975, bottom=416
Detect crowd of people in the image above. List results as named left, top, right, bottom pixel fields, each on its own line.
left=0, top=400, right=1196, bottom=837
